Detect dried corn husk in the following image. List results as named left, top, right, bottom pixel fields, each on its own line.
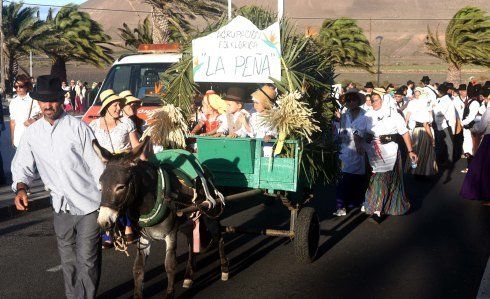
left=266, top=90, right=319, bottom=154
left=142, top=103, right=188, bottom=149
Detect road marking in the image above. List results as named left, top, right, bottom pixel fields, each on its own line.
left=478, top=257, right=490, bottom=298
left=46, top=265, right=62, bottom=272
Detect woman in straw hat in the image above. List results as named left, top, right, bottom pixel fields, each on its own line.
left=190, top=90, right=227, bottom=136
left=243, top=85, right=278, bottom=141
left=119, top=90, right=144, bottom=136
left=90, top=89, right=140, bottom=247
left=362, top=93, right=418, bottom=222
left=404, top=87, right=438, bottom=177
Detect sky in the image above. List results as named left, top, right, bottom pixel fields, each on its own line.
left=18, top=0, right=86, bottom=19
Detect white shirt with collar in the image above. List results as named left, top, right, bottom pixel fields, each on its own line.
left=461, top=98, right=480, bottom=126
left=9, top=93, right=41, bottom=147
left=452, top=96, right=465, bottom=121
left=433, top=95, right=456, bottom=132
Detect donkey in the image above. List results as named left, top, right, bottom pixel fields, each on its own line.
left=93, top=138, right=229, bottom=299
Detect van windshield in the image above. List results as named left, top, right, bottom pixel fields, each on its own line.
left=95, top=63, right=172, bottom=106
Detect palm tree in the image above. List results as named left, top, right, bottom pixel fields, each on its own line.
left=2, top=3, right=51, bottom=92
left=41, top=5, right=113, bottom=82
left=118, top=15, right=194, bottom=51
left=317, top=18, right=375, bottom=72
left=426, top=6, right=490, bottom=84
left=118, top=17, right=153, bottom=50
left=145, top=0, right=226, bottom=43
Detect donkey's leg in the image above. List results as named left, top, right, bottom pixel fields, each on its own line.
left=133, top=236, right=151, bottom=299
left=182, top=232, right=196, bottom=288
left=164, top=231, right=178, bottom=299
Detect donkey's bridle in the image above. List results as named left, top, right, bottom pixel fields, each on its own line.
left=100, top=165, right=138, bottom=215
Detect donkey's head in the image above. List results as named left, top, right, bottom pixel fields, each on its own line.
left=93, top=137, right=152, bottom=230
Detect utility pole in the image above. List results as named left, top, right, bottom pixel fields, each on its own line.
left=0, top=0, right=4, bottom=98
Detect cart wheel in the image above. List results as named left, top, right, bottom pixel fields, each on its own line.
left=294, top=207, right=320, bottom=263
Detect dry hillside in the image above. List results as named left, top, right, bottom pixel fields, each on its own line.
left=79, top=0, right=490, bottom=69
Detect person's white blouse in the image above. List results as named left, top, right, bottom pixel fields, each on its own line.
left=405, top=98, right=432, bottom=129
left=89, top=118, right=135, bottom=153
left=365, top=107, right=408, bottom=173
left=248, top=112, right=277, bottom=138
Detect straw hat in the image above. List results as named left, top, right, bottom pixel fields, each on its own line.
left=251, top=85, right=277, bottom=109
left=372, top=87, right=386, bottom=97
left=119, top=90, right=142, bottom=106
left=99, top=89, right=123, bottom=114
left=414, top=87, right=424, bottom=93
left=203, top=90, right=227, bottom=114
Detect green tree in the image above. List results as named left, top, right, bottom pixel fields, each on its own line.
left=1, top=3, right=50, bottom=92
left=145, top=0, right=226, bottom=43
left=426, top=6, right=490, bottom=83
left=41, top=5, right=113, bottom=82
left=118, top=17, right=153, bottom=50
left=318, top=18, right=375, bottom=72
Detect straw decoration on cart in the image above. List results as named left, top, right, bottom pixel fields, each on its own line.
left=142, top=103, right=188, bottom=149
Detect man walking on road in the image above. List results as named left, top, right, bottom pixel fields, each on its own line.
left=11, top=75, right=105, bottom=299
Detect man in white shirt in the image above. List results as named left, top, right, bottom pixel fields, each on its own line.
left=421, top=76, right=439, bottom=106
left=9, top=74, right=41, bottom=148
left=406, top=80, right=415, bottom=100
left=459, top=84, right=480, bottom=170
left=433, top=83, right=456, bottom=170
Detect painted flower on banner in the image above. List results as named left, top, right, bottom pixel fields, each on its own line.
left=193, top=57, right=204, bottom=74
left=262, top=33, right=280, bottom=56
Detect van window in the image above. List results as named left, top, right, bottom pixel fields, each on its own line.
left=95, top=63, right=172, bottom=106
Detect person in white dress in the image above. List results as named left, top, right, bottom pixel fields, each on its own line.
left=89, top=89, right=140, bottom=248
left=362, top=93, right=418, bottom=221
left=334, top=90, right=369, bottom=216
left=404, top=89, right=438, bottom=176
left=9, top=74, right=41, bottom=148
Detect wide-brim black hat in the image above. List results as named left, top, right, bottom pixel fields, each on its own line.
left=458, top=84, right=467, bottom=91
left=420, top=75, right=431, bottom=84
left=345, top=88, right=366, bottom=106
left=30, top=75, right=65, bottom=102
left=364, top=82, right=374, bottom=88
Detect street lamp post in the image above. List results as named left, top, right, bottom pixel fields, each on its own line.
left=375, top=35, right=383, bottom=87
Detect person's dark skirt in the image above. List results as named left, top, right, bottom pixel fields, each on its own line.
left=460, top=134, right=490, bottom=200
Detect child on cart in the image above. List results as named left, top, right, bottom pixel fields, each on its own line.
left=215, top=87, right=250, bottom=138
left=190, top=90, right=227, bottom=136
left=244, top=85, right=278, bottom=142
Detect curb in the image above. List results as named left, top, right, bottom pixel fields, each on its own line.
left=0, top=195, right=51, bottom=221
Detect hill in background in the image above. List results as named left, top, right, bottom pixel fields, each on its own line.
left=80, top=0, right=490, bottom=67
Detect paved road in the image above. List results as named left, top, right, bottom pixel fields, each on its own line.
left=0, top=160, right=488, bottom=298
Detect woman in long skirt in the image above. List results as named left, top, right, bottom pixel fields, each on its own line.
left=363, top=93, right=418, bottom=221
left=404, top=88, right=438, bottom=176
left=460, top=92, right=490, bottom=204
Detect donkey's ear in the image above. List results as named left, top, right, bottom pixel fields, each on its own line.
left=92, top=139, right=112, bottom=164
left=130, top=136, right=150, bottom=161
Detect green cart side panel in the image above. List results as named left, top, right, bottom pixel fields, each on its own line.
left=194, top=136, right=300, bottom=192
left=258, top=157, right=298, bottom=192
left=196, top=137, right=256, bottom=174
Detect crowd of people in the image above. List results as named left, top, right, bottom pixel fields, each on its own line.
left=5, top=72, right=489, bottom=297
left=333, top=76, right=490, bottom=222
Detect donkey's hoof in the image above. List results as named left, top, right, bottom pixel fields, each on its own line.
left=221, top=272, right=229, bottom=281
left=182, top=279, right=193, bottom=288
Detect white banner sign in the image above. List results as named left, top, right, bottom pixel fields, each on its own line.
left=192, top=16, right=281, bottom=83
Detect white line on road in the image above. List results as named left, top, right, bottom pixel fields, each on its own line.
left=46, top=265, right=62, bottom=272
left=478, top=257, right=490, bottom=299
